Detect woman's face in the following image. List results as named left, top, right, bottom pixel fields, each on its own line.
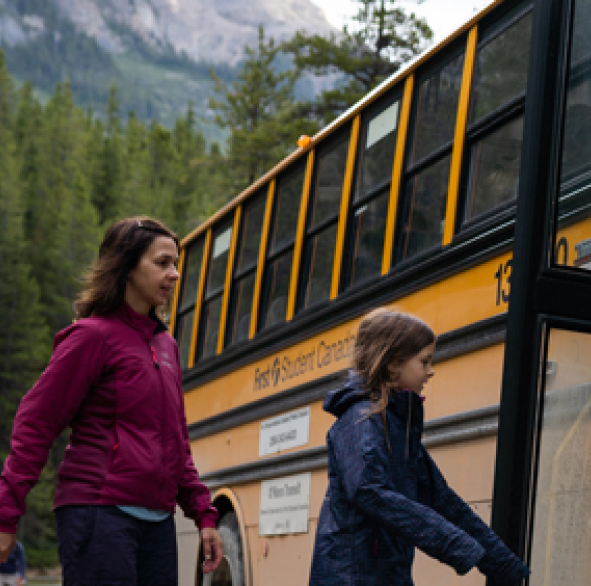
left=125, top=236, right=179, bottom=315
left=394, top=342, right=436, bottom=394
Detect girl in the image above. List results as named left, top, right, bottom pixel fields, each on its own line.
left=309, top=308, right=530, bottom=585
left=0, top=217, right=222, bottom=585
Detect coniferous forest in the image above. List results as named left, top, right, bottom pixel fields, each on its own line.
left=0, top=0, right=432, bottom=569
left=0, top=51, right=233, bottom=567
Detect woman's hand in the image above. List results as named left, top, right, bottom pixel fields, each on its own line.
left=0, top=532, right=16, bottom=564
left=200, top=527, right=223, bottom=574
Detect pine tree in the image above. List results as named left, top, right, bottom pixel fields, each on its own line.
left=26, top=81, right=100, bottom=334
left=0, top=56, right=53, bottom=568
left=90, top=85, right=123, bottom=226
left=116, top=111, right=151, bottom=220
left=209, top=26, right=319, bottom=191
left=170, top=103, right=210, bottom=236
left=283, top=0, right=433, bottom=123
left=0, top=52, right=49, bottom=455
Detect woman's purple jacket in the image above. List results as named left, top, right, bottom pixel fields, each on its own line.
left=0, top=303, right=218, bottom=533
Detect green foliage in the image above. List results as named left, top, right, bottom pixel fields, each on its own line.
left=209, top=26, right=319, bottom=191
left=283, top=0, right=433, bottom=124
left=0, top=48, right=230, bottom=569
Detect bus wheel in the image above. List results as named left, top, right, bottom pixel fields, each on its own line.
left=202, top=512, right=245, bottom=586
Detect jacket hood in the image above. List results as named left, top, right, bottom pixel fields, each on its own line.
left=323, top=372, right=368, bottom=417
left=324, top=371, right=424, bottom=427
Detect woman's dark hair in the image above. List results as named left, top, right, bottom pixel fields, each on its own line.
left=353, top=307, right=436, bottom=424
left=75, top=216, right=179, bottom=318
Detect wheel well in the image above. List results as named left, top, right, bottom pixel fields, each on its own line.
left=212, top=495, right=234, bottom=523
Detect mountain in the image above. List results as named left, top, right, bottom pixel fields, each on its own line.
left=0, top=0, right=336, bottom=137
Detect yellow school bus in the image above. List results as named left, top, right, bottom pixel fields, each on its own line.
left=169, top=0, right=591, bottom=583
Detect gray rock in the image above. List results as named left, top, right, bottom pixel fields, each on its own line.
left=49, top=0, right=335, bottom=64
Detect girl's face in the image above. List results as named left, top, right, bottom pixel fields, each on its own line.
left=394, top=342, right=436, bottom=394
left=125, top=236, right=179, bottom=315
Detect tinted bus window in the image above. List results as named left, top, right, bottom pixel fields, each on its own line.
left=174, top=238, right=204, bottom=370
left=300, top=131, right=350, bottom=310
left=264, top=251, right=293, bottom=328
left=354, top=100, right=400, bottom=203
left=227, top=192, right=267, bottom=346
left=198, top=221, right=233, bottom=359
left=261, top=165, right=306, bottom=329
left=269, top=172, right=304, bottom=254
left=470, top=13, right=532, bottom=124
left=398, top=155, right=451, bottom=261
left=412, top=54, right=465, bottom=164
left=179, top=240, right=204, bottom=312
left=347, top=93, right=401, bottom=287
left=349, top=192, right=390, bottom=285
left=396, top=50, right=464, bottom=262
left=463, top=11, right=532, bottom=225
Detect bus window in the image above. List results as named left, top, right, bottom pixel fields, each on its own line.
left=198, top=220, right=233, bottom=359
left=227, top=191, right=267, bottom=346
left=556, top=0, right=591, bottom=270
left=396, top=50, right=465, bottom=262
left=175, top=308, right=194, bottom=370
left=560, top=0, right=591, bottom=196
left=300, top=129, right=350, bottom=309
left=174, top=238, right=204, bottom=369
left=260, top=165, right=306, bottom=329
left=269, top=170, right=304, bottom=255
left=347, top=94, right=401, bottom=287
left=463, top=10, right=532, bottom=225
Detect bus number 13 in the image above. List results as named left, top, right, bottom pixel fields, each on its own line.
left=494, top=260, right=512, bottom=306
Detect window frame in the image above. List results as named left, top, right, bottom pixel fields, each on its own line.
left=456, top=2, right=534, bottom=235
left=258, top=161, right=307, bottom=332
left=341, top=88, right=404, bottom=293
left=393, top=37, right=469, bottom=267
left=297, top=124, right=352, bottom=313
left=225, top=188, right=268, bottom=348
left=196, top=218, right=234, bottom=360
left=173, top=237, right=205, bottom=370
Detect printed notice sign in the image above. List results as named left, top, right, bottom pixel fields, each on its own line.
left=259, top=473, right=311, bottom=536
left=259, top=407, right=310, bottom=456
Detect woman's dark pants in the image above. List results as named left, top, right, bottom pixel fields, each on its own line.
left=56, top=505, right=178, bottom=585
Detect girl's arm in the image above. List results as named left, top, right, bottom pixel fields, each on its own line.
left=419, top=449, right=530, bottom=584
left=330, top=418, right=485, bottom=576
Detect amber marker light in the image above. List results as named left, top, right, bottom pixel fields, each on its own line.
left=297, top=135, right=311, bottom=148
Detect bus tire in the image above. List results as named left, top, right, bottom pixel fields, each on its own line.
left=201, top=512, right=245, bottom=586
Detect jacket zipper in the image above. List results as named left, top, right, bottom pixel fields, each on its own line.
left=150, top=341, right=167, bottom=507
left=405, top=392, right=411, bottom=460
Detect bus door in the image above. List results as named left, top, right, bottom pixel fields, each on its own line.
left=492, top=0, right=591, bottom=584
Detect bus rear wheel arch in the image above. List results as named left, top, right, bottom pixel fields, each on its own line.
left=197, top=491, right=249, bottom=586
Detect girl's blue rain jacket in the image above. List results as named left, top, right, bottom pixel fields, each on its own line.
left=309, top=374, right=530, bottom=585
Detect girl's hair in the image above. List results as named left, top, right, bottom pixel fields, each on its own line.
left=75, top=216, right=179, bottom=318
left=353, top=307, right=435, bottom=420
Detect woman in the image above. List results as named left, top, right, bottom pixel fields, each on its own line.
left=0, top=217, right=222, bottom=585
left=309, top=308, right=529, bottom=585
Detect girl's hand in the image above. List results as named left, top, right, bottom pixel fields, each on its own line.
left=0, top=532, right=16, bottom=564
left=200, top=527, right=223, bottom=574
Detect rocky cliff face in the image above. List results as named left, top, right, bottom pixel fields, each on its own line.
left=0, top=0, right=335, bottom=133
left=25, top=0, right=335, bottom=64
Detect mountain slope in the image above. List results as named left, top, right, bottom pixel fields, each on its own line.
left=0, top=0, right=335, bottom=134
